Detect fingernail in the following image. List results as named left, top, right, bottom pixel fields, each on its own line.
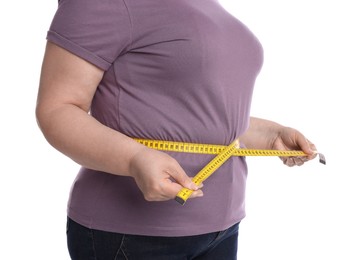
left=195, top=190, right=204, bottom=197
left=189, top=182, right=198, bottom=190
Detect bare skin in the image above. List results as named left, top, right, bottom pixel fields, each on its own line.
left=36, top=42, right=317, bottom=201
left=240, top=117, right=317, bottom=166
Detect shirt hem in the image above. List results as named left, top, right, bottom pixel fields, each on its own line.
left=67, top=208, right=246, bottom=237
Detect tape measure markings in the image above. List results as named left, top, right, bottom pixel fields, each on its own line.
left=134, top=138, right=326, bottom=205
left=134, top=138, right=310, bottom=157
left=174, top=138, right=240, bottom=205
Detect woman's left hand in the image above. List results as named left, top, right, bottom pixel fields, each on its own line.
left=272, top=127, right=318, bottom=167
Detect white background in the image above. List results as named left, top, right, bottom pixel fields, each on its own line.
left=1, top=0, right=359, bottom=259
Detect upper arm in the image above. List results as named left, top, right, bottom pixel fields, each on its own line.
left=37, top=0, right=132, bottom=117
left=36, top=41, right=104, bottom=115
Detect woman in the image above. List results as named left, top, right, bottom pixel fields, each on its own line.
left=36, top=0, right=318, bottom=259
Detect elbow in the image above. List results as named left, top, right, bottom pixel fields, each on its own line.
left=35, top=100, right=60, bottom=144
left=35, top=101, right=70, bottom=154
left=35, top=101, right=51, bottom=140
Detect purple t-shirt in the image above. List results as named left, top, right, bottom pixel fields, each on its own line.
left=47, top=0, right=263, bottom=236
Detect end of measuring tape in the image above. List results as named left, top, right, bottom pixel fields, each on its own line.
left=175, top=138, right=240, bottom=205
left=318, top=153, right=326, bottom=165
left=133, top=138, right=326, bottom=165
left=174, top=194, right=186, bottom=205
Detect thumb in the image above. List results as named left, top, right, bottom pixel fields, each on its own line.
left=168, top=166, right=199, bottom=191
left=298, top=137, right=317, bottom=159
left=164, top=167, right=203, bottom=200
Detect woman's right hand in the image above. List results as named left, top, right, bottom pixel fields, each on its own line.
left=36, top=42, right=202, bottom=202
left=129, top=147, right=203, bottom=201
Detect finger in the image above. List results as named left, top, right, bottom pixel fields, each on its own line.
left=306, top=141, right=318, bottom=160
left=166, top=167, right=199, bottom=191
left=162, top=181, right=203, bottom=200
left=283, top=157, right=295, bottom=167
left=189, top=183, right=204, bottom=198
left=297, top=136, right=317, bottom=158
left=293, top=157, right=304, bottom=166
left=197, top=183, right=204, bottom=189
left=189, top=189, right=204, bottom=199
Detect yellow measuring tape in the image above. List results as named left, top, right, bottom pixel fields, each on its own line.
left=134, top=138, right=326, bottom=205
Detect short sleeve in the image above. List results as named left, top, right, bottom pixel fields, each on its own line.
left=47, top=0, right=132, bottom=70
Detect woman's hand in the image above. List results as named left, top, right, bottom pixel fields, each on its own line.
left=272, top=127, right=318, bottom=167
left=240, top=117, right=320, bottom=167
left=129, top=147, right=203, bottom=201
left=37, top=42, right=203, bottom=202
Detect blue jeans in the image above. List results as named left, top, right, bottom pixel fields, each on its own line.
left=67, top=217, right=239, bottom=260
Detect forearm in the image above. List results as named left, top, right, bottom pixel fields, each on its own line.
left=36, top=104, right=144, bottom=176
left=239, top=117, right=284, bottom=149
